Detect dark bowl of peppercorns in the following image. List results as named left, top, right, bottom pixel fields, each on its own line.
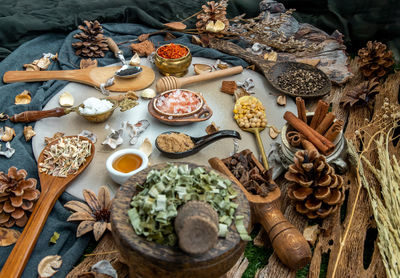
left=266, top=61, right=331, bottom=98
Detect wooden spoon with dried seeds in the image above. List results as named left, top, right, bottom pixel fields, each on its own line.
left=0, top=136, right=95, bottom=278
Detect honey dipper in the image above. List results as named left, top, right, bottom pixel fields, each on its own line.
left=155, top=66, right=243, bottom=92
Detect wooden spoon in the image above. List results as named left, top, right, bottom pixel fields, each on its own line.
left=209, top=151, right=311, bottom=270
left=155, top=66, right=243, bottom=92
left=0, top=136, right=95, bottom=278
left=3, top=65, right=155, bottom=92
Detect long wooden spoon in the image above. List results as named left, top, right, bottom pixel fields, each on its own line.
left=0, top=136, right=95, bottom=278
left=209, top=150, right=311, bottom=270
left=3, top=65, right=155, bottom=92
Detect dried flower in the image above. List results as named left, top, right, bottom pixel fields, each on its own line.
left=340, top=78, right=380, bottom=107
left=64, top=186, right=112, bottom=241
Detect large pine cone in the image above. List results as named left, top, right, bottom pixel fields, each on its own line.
left=196, top=1, right=230, bottom=33
left=0, top=167, right=40, bottom=227
left=358, top=41, right=394, bottom=79
left=285, top=150, right=344, bottom=219
left=72, top=20, right=109, bottom=58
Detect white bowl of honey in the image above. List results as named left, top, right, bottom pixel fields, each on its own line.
left=106, top=148, right=149, bottom=185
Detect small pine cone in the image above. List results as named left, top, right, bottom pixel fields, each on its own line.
left=72, top=20, right=109, bottom=58
left=285, top=150, right=344, bottom=219
left=196, top=0, right=229, bottom=34
left=0, top=167, right=40, bottom=228
left=358, top=41, right=394, bottom=79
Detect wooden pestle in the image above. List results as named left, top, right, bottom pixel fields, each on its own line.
left=156, top=66, right=243, bottom=92
left=175, top=201, right=219, bottom=255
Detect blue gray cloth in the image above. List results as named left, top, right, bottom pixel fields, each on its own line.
left=0, top=23, right=247, bottom=277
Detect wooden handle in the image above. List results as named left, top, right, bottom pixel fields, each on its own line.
left=3, top=70, right=83, bottom=83
left=0, top=185, right=59, bottom=278
left=10, top=108, right=67, bottom=123
left=253, top=204, right=311, bottom=270
left=178, top=66, right=243, bottom=87
left=106, top=37, right=121, bottom=56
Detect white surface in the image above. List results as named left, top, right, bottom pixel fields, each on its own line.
left=32, top=57, right=296, bottom=200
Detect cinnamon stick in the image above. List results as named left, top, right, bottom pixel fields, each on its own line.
left=315, top=112, right=336, bottom=134
left=310, top=100, right=329, bottom=129
left=324, top=120, right=343, bottom=142
left=286, top=131, right=302, bottom=148
left=296, top=97, right=307, bottom=123
left=284, top=111, right=335, bottom=155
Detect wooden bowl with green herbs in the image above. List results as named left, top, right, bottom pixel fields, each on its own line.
left=111, top=162, right=250, bottom=278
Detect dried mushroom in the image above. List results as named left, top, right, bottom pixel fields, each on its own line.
left=38, top=255, right=62, bottom=278
left=129, top=52, right=141, bottom=66
left=277, top=95, right=286, bottom=106
left=79, top=130, right=97, bottom=143
left=24, top=64, right=40, bottom=71
left=139, top=138, right=152, bottom=157
left=0, top=227, right=21, bottom=246
left=205, top=122, right=220, bottom=134
left=15, top=90, right=32, bottom=105
left=58, top=92, right=74, bottom=107
left=64, top=186, right=112, bottom=241
left=24, top=126, right=36, bottom=141
left=0, top=142, right=15, bottom=158
left=0, top=113, right=9, bottom=121
left=269, top=125, right=280, bottom=139
left=1, top=127, right=15, bottom=142
left=193, top=64, right=212, bottom=75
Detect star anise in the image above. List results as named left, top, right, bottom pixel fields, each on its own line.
left=340, top=78, right=380, bottom=108
left=64, top=186, right=112, bottom=241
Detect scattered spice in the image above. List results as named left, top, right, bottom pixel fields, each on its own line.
left=224, top=151, right=276, bottom=197
left=39, top=137, right=92, bottom=177
left=156, top=133, right=194, bottom=153
left=157, top=43, right=188, bottom=59
left=128, top=164, right=250, bottom=246
left=277, top=68, right=325, bottom=95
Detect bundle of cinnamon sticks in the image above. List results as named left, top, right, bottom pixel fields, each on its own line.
left=283, top=97, right=343, bottom=155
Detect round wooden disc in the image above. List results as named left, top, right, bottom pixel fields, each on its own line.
left=89, top=65, right=155, bottom=92
left=111, top=162, right=251, bottom=278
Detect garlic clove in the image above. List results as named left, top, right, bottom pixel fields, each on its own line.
left=15, top=90, right=32, bottom=105
left=141, top=88, right=156, bottom=99
left=139, top=138, right=153, bottom=157
left=129, top=53, right=141, bottom=66
left=206, top=20, right=225, bottom=33
left=193, top=64, right=212, bottom=75
left=1, top=127, right=15, bottom=142
left=24, top=126, right=36, bottom=141
left=59, top=92, right=74, bottom=107
left=277, top=95, right=286, bottom=106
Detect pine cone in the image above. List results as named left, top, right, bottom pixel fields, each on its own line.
left=285, top=150, right=344, bottom=219
left=196, top=1, right=229, bottom=34
left=358, top=41, right=394, bottom=79
left=0, top=167, right=40, bottom=228
left=72, top=20, right=109, bottom=58
left=340, top=78, right=380, bottom=107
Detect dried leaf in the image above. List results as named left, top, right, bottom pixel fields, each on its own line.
left=0, top=227, right=20, bottom=246
left=38, top=255, right=62, bottom=278
left=1, top=127, right=15, bottom=142
left=163, top=21, right=187, bottom=31
left=24, top=126, right=36, bottom=141
left=277, top=95, right=286, bottom=106
left=93, top=221, right=107, bottom=241
left=76, top=220, right=95, bottom=237
left=49, top=232, right=60, bottom=244
left=80, top=58, right=98, bottom=69
left=15, top=90, right=31, bottom=105
left=340, top=78, right=380, bottom=107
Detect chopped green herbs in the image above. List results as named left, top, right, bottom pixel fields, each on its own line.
left=128, top=164, right=250, bottom=246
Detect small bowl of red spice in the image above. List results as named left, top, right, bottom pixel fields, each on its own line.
left=154, top=43, right=192, bottom=77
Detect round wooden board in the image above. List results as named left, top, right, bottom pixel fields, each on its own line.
left=111, top=162, right=251, bottom=278
left=90, top=65, right=155, bottom=92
